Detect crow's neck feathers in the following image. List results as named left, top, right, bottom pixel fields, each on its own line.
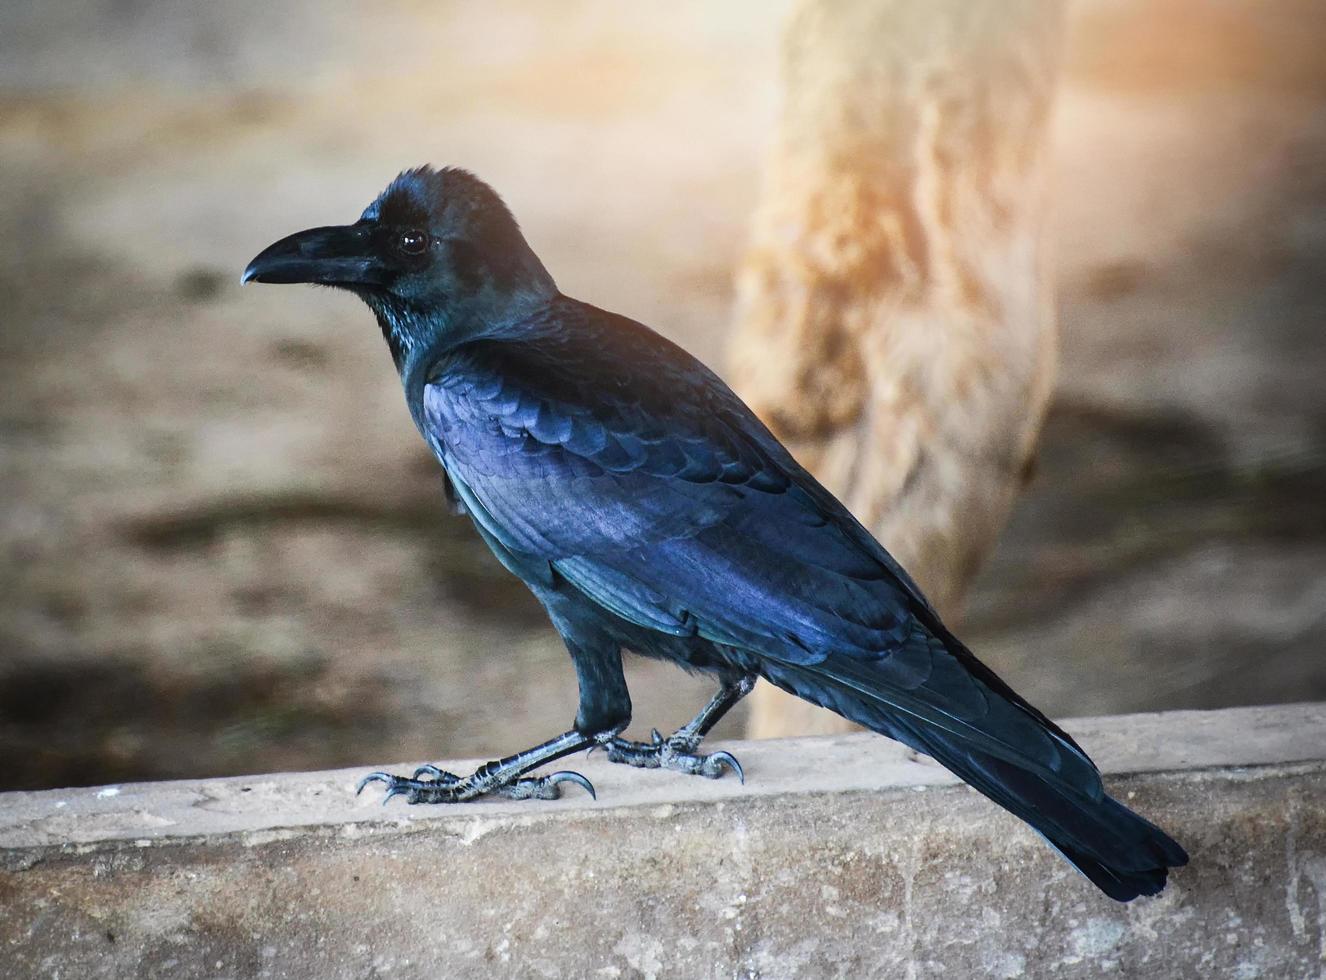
left=366, top=296, right=423, bottom=371
left=362, top=283, right=560, bottom=376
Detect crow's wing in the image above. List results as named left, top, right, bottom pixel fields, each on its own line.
left=423, top=299, right=1094, bottom=788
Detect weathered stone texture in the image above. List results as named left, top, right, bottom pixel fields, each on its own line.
left=1, top=705, right=1324, bottom=978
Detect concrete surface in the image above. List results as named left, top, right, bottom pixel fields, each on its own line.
left=1, top=703, right=1324, bottom=979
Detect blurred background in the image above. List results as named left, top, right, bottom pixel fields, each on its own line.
left=1, top=0, right=1323, bottom=791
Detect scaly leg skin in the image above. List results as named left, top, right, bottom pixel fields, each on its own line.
left=604, top=676, right=755, bottom=782
left=357, top=729, right=603, bottom=805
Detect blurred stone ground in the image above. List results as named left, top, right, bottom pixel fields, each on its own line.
left=0, top=0, right=1323, bottom=790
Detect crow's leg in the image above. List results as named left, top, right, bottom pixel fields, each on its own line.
left=359, top=628, right=632, bottom=805
left=357, top=728, right=609, bottom=805
left=605, top=675, right=755, bottom=781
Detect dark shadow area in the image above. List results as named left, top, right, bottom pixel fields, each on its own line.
left=0, top=652, right=402, bottom=790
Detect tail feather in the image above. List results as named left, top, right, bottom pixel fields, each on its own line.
left=759, top=656, right=1188, bottom=902
left=898, top=724, right=1188, bottom=901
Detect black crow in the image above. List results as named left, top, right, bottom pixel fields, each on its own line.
left=243, top=166, right=1187, bottom=900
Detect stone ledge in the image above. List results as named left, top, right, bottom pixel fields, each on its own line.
left=1, top=704, right=1324, bottom=978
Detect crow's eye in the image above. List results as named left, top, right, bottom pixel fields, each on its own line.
left=397, top=229, right=429, bottom=255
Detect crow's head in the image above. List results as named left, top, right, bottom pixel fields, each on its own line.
left=243, top=166, right=555, bottom=367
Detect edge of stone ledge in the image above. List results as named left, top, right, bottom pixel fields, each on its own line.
left=1, top=702, right=1323, bottom=854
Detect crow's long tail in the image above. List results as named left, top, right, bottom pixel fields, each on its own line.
left=759, top=650, right=1188, bottom=902
left=885, top=720, right=1186, bottom=900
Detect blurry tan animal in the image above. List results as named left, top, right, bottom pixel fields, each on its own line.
left=731, top=0, right=1064, bottom=738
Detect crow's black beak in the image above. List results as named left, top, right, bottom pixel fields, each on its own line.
left=242, top=223, right=387, bottom=287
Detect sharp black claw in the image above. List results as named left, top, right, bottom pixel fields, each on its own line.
left=548, top=770, right=596, bottom=800
left=411, top=764, right=460, bottom=785
left=383, top=784, right=413, bottom=806
left=711, top=751, right=744, bottom=784
left=356, top=771, right=392, bottom=796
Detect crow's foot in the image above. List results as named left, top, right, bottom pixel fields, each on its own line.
left=356, top=764, right=595, bottom=805
left=602, top=729, right=744, bottom=782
